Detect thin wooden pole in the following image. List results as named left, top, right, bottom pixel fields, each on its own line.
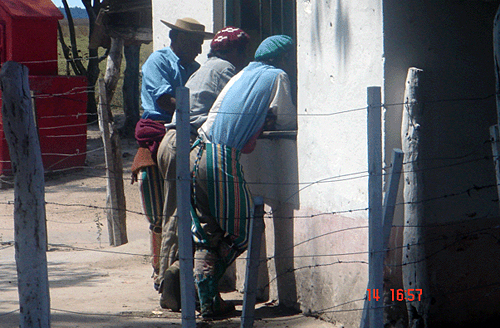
left=176, top=86, right=196, bottom=327
left=99, top=36, right=127, bottom=246
left=241, top=196, right=265, bottom=328
left=493, top=5, right=500, bottom=127
left=401, top=67, right=429, bottom=328
left=104, top=37, right=123, bottom=103
left=98, top=78, right=127, bottom=246
left=361, top=150, right=403, bottom=328
left=492, top=5, right=500, bottom=207
left=382, top=149, right=404, bottom=250
left=122, top=44, right=141, bottom=131
left=1, top=61, right=50, bottom=327
left=366, top=86, right=384, bottom=327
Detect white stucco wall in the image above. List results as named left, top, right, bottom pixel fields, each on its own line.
left=297, top=0, right=383, bottom=214
left=150, top=1, right=384, bottom=326
left=152, top=0, right=216, bottom=63
left=293, top=1, right=383, bottom=325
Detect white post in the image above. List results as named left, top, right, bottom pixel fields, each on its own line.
left=0, top=61, right=50, bottom=327
left=241, top=196, right=265, bottom=328
left=364, top=86, right=384, bottom=328
left=176, top=86, right=196, bottom=327
left=382, top=149, right=404, bottom=250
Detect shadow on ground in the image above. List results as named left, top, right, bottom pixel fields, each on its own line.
left=0, top=303, right=312, bottom=328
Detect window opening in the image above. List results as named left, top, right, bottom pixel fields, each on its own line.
left=225, top=0, right=297, bottom=108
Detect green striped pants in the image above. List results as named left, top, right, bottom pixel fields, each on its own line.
left=138, top=165, right=164, bottom=282
left=190, top=142, right=254, bottom=314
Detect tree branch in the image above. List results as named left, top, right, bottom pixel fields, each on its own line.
left=62, top=0, right=86, bottom=75
left=57, top=22, right=80, bottom=75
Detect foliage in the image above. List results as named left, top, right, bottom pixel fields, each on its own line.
left=57, top=6, right=88, bottom=19
left=57, top=19, right=153, bottom=115
left=56, top=1, right=153, bottom=119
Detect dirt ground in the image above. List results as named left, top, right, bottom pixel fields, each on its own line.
left=0, top=123, right=339, bottom=328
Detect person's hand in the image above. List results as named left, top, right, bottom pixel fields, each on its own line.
left=263, top=111, right=277, bottom=131
left=157, top=94, right=177, bottom=114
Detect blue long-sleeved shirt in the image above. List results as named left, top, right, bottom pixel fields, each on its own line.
left=141, top=47, right=200, bottom=122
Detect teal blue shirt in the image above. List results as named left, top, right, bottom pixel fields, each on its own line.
left=199, top=61, right=296, bottom=151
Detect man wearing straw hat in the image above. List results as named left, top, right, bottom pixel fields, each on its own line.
left=140, top=17, right=215, bottom=122
left=131, top=17, right=213, bottom=308
left=156, top=26, right=251, bottom=312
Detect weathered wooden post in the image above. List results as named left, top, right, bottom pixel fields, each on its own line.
left=98, top=77, right=127, bottom=246
left=491, top=5, right=500, bottom=205
left=97, top=37, right=127, bottom=246
left=494, top=5, right=500, bottom=126
left=382, top=149, right=404, bottom=249
left=175, top=86, right=196, bottom=327
left=241, top=196, right=265, bottom=328
left=1, top=61, right=50, bottom=327
left=366, top=86, right=384, bottom=327
left=401, top=67, right=430, bottom=328
left=104, top=37, right=124, bottom=103
left=122, top=44, right=141, bottom=132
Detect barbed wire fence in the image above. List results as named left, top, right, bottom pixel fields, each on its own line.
left=1, top=58, right=500, bottom=325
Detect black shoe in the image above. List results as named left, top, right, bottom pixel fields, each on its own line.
left=200, top=295, right=235, bottom=319
left=160, top=265, right=181, bottom=312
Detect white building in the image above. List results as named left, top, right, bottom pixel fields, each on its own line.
left=152, top=1, right=500, bottom=327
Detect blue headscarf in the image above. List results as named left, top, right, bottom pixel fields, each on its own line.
left=254, top=35, right=293, bottom=61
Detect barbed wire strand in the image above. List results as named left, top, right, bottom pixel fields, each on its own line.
left=1, top=177, right=498, bottom=225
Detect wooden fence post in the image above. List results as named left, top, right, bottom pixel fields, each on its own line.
left=241, top=196, right=265, bottom=328
left=492, top=6, right=500, bottom=205
left=97, top=36, right=127, bottom=246
left=104, top=37, right=124, bottom=102
left=382, top=149, right=404, bottom=249
left=0, top=61, right=50, bottom=327
left=401, top=67, right=430, bottom=328
left=494, top=5, right=500, bottom=127
left=176, top=86, right=196, bottom=327
left=122, top=44, right=141, bottom=132
left=98, top=78, right=127, bottom=246
left=366, top=86, right=384, bottom=327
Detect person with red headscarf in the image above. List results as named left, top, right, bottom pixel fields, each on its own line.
left=191, top=34, right=296, bottom=318
left=155, top=26, right=250, bottom=312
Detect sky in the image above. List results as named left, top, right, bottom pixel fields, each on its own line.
left=51, top=0, right=85, bottom=8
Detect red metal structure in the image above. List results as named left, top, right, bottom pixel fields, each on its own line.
left=0, top=0, right=88, bottom=176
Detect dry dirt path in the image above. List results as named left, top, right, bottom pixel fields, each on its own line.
left=0, top=124, right=339, bottom=328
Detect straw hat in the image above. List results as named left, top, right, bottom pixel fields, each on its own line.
left=161, top=17, right=215, bottom=39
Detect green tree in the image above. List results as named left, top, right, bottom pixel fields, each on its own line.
left=58, top=0, right=105, bottom=124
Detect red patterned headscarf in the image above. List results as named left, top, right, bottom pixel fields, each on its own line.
left=210, top=26, right=250, bottom=52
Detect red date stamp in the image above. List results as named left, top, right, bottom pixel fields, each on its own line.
left=367, top=288, right=422, bottom=302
